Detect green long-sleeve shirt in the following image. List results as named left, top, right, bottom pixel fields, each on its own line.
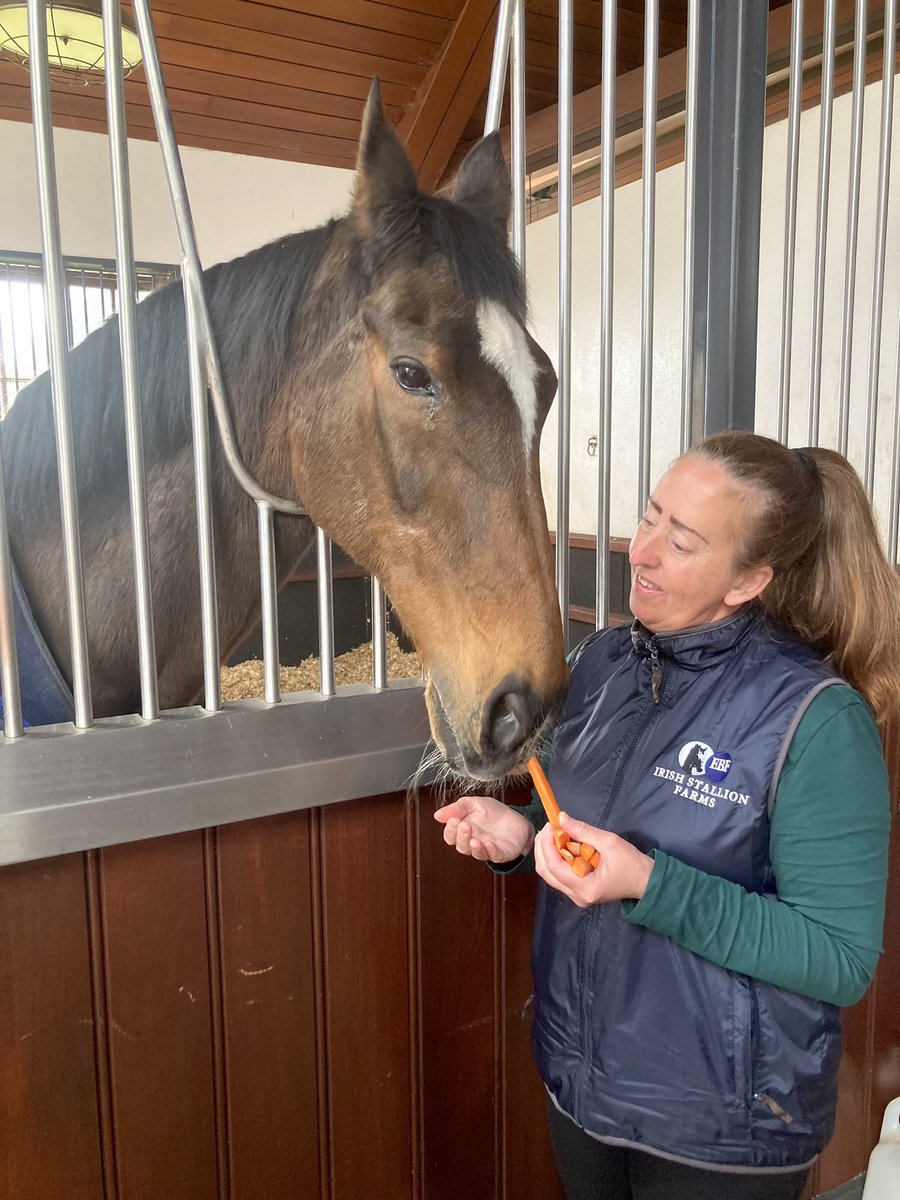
left=499, top=685, right=890, bottom=1008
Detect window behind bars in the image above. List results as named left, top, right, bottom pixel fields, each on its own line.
left=0, top=252, right=177, bottom=415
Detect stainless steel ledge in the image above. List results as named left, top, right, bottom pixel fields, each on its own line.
left=0, top=681, right=431, bottom=866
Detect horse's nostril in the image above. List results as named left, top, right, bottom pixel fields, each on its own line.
left=484, top=685, right=542, bottom=759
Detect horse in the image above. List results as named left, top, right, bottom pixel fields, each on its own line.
left=0, top=80, right=568, bottom=782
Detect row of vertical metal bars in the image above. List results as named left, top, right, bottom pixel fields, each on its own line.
left=0, top=258, right=175, bottom=411
left=0, top=0, right=395, bottom=737
left=499, top=0, right=898, bottom=644
left=2, top=0, right=899, bottom=738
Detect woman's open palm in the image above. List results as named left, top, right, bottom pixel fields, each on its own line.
left=434, top=795, right=535, bottom=863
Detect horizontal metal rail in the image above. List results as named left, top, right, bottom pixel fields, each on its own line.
left=0, top=682, right=429, bottom=867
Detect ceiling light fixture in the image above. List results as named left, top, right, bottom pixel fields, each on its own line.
left=0, top=1, right=142, bottom=86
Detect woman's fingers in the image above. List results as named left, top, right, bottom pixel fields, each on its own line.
left=440, top=816, right=488, bottom=857
left=435, top=797, right=532, bottom=863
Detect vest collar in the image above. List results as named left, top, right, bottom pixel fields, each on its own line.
left=630, top=606, right=762, bottom=672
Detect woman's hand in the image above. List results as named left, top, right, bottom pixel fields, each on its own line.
left=534, top=812, right=654, bottom=908
left=433, top=795, right=536, bottom=864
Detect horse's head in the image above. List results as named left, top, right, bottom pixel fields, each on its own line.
left=288, top=81, right=568, bottom=781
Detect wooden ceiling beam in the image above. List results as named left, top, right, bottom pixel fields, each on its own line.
left=528, top=38, right=897, bottom=220
left=508, top=0, right=875, bottom=171
left=399, top=0, right=499, bottom=189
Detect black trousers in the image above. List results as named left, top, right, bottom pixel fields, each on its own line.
left=546, top=1096, right=812, bottom=1200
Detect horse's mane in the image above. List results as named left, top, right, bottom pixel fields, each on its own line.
left=1, top=188, right=524, bottom=522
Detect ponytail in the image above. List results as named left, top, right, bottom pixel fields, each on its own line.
left=692, top=432, right=900, bottom=726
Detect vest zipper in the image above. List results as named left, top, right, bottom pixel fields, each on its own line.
left=748, top=978, right=760, bottom=1097
left=755, top=1093, right=795, bottom=1125
left=649, top=637, right=663, bottom=703
left=574, top=673, right=669, bottom=1119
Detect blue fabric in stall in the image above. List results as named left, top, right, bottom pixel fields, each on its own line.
left=0, top=566, right=75, bottom=728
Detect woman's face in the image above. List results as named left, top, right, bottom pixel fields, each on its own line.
left=628, top=456, right=771, bottom=634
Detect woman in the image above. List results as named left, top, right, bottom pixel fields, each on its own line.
left=435, top=433, right=898, bottom=1200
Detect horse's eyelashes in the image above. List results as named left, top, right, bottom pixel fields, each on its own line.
left=391, top=358, right=435, bottom=397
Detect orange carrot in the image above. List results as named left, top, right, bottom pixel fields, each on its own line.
left=527, top=756, right=602, bottom=875
left=527, top=756, right=561, bottom=826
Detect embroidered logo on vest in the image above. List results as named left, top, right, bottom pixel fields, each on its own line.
left=678, top=741, right=713, bottom=775
left=653, top=742, right=749, bottom=809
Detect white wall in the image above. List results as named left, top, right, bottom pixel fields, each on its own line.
left=525, top=81, right=900, bottom=545
left=2, top=88, right=897, bottom=546
left=0, top=119, right=355, bottom=266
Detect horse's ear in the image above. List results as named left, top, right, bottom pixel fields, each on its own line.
left=353, top=78, right=418, bottom=229
left=450, top=133, right=510, bottom=233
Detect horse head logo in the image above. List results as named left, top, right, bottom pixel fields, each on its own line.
left=678, top=742, right=714, bottom=776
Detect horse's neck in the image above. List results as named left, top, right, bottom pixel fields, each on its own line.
left=3, top=420, right=315, bottom=715
left=0, top=219, right=349, bottom=712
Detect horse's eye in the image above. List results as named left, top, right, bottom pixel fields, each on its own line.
left=391, top=358, right=434, bottom=395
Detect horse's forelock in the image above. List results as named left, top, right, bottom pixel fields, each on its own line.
left=358, top=191, right=525, bottom=322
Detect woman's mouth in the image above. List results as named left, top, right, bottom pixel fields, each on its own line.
left=634, top=573, right=663, bottom=596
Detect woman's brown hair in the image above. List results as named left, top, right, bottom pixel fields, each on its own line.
left=692, top=431, right=900, bottom=726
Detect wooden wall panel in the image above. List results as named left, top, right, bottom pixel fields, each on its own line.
left=417, top=791, right=499, bottom=1199
left=320, top=792, right=414, bottom=1200
left=502, top=851, right=566, bottom=1197
left=1, top=747, right=896, bottom=1199
left=870, top=723, right=900, bottom=1145
left=0, top=854, right=103, bottom=1200
left=816, top=994, right=875, bottom=1192
left=216, top=811, right=322, bottom=1200
left=99, top=832, right=220, bottom=1200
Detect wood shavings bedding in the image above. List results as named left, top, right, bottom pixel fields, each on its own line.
left=220, top=632, right=422, bottom=700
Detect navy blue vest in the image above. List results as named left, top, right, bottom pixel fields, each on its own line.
left=532, top=609, right=843, bottom=1171
left=0, top=566, right=74, bottom=728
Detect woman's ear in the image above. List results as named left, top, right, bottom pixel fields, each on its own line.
left=725, top=563, right=774, bottom=608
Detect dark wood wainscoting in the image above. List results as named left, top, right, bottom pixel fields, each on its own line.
left=2, top=735, right=897, bottom=1200
left=0, top=782, right=564, bottom=1200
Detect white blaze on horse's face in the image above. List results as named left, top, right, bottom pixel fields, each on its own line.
left=476, top=300, right=539, bottom=453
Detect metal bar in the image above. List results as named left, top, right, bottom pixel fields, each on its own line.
left=777, top=0, right=805, bottom=445
left=371, top=575, right=387, bottom=690
left=484, top=0, right=516, bottom=136
left=510, top=0, right=526, bottom=271
left=0, top=684, right=431, bottom=868
left=638, top=0, right=658, bottom=513
left=808, top=0, right=837, bottom=446
left=890, top=305, right=900, bottom=566
left=27, top=0, right=93, bottom=728
left=316, top=529, right=335, bottom=697
left=24, top=263, right=40, bottom=379
left=864, top=0, right=896, bottom=495
left=79, top=267, right=89, bottom=344
left=129, top=0, right=304, bottom=518
left=680, top=0, right=700, bottom=452
left=836, top=0, right=868, bottom=456
left=184, top=275, right=220, bottom=711
left=556, top=0, right=573, bottom=642
left=103, top=0, right=159, bottom=721
left=257, top=502, right=281, bottom=705
left=4, top=263, right=21, bottom=403
left=0, top=438, right=24, bottom=737
left=687, top=0, right=767, bottom=441
left=596, top=0, right=616, bottom=631
left=0, top=330, right=7, bottom=418
left=98, top=265, right=108, bottom=322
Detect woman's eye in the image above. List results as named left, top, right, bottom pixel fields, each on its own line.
left=391, top=359, right=434, bottom=394
left=672, top=541, right=688, bottom=554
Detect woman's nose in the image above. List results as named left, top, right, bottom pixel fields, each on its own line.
left=630, top=529, right=659, bottom=566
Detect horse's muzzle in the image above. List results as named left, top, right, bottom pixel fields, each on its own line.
left=427, top=673, right=567, bottom=781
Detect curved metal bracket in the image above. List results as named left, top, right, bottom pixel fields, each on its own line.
left=130, top=0, right=307, bottom=518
